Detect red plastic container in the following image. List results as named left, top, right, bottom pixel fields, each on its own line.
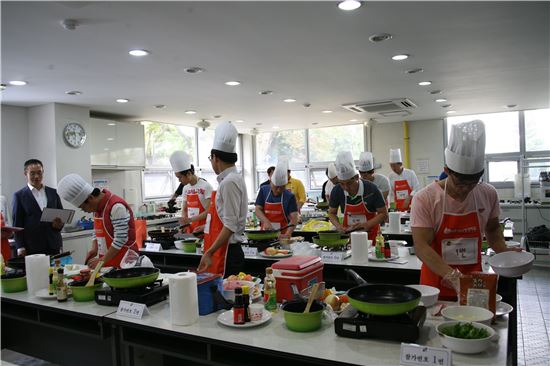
left=272, top=256, right=324, bottom=303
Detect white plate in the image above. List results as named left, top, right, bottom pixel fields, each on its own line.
left=496, top=301, right=513, bottom=317
left=258, top=250, right=293, bottom=259
left=64, top=264, right=88, bottom=277
left=368, top=255, right=399, bottom=262
left=34, top=288, right=57, bottom=300
left=217, top=309, right=272, bottom=328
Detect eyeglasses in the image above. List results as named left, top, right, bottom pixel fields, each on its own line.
left=208, top=154, right=213, bottom=162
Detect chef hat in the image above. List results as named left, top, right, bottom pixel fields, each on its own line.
left=357, top=152, right=374, bottom=172
left=327, top=163, right=337, bottom=179
left=58, top=173, right=94, bottom=207
left=169, top=151, right=192, bottom=172
left=389, top=148, right=402, bottom=164
left=335, top=151, right=357, bottom=180
left=272, top=158, right=289, bottom=186
left=212, top=121, right=238, bottom=153
left=445, top=120, right=486, bottom=174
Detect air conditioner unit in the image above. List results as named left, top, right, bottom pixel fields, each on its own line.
left=342, top=98, right=417, bottom=115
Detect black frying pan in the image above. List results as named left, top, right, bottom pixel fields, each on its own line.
left=345, top=269, right=421, bottom=316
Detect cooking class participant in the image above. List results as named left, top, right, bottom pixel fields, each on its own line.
left=357, top=151, right=390, bottom=204
left=197, top=122, right=247, bottom=277
left=58, top=174, right=138, bottom=269
left=328, top=151, right=387, bottom=242
left=12, top=159, right=64, bottom=256
left=169, top=151, right=212, bottom=234
left=285, top=169, right=306, bottom=212
left=388, top=148, right=420, bottom=211
left=255, top=158, right=298, bottom=239
left=411, top=120, right=521, bottom=300
left=321, top=162, right=338, bottom=202
left=259, top=166, right=276, bottom=188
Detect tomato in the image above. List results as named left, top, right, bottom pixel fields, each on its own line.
left=339, top=294, right=349, bottom=303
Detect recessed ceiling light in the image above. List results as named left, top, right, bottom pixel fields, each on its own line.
left=184, top=67, right=205, bottom=74
left=446, top=110, right=456, bottom=114
left=9, top=80, right=27, bottom=86
left=273, top=126, right=280, bottom=129
left=283, top=98, right=296, bottom=103
left=429, top=90, right=443, bottom=95
left=129, top=49, right=150, bottom=57
left=259, top=90, right=273, bottom=95
left=418, top=81, right=432, bottom=86
left=185, top=110, right=197, bottom=115
left=154, top=104, right=166, bottom=109
left=405, top=68, right=423, bottom=74
left=505, top=104, right=517, bottom=109
left=235, top=120, right=244, bottom=123
left=441, top=104, right=452, bottom=108
left=391, top=54, right=409, bottom=61
left=338, top=0, right=362, bottom=11
left=435, top=98, right=447, bottom=103
left=225, top=81, right=241, bottom=86
left=116, top=98, right=129, bottom=103
left=322, top=110, right=333, bottom=114
left=107, top=137, right=115, bottom=141
left=368, top=33, right=392, bottom=43
left=107, top=123, right=116, bottom=126
left=213, top=115, right=222, bottom=119
left=65, top=90, right=82, bottom=96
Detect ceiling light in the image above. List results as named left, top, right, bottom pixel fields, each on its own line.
left=104, top=148, right=109, bottom=151
left=429, top=90, right=443, bottom=95
left=283, top=98, right=296, bottom=103
left=256, top=123, right=262, bottom=126
left=129, top=49, right=150, bottom=57
left=225, top=81, right=241, bottom=86
left=107, top=123, right=116, bottom=126
left=441, top=104, right=452, bottom=108
left=65, top=90, right=82, bottom=96
left=405, top=68, right=423, bottom=74
left=107, top=137, right=115, bottom=141
left=312, top=122, right=319, bottom=125
left=349, top=119, right=358, bottom=122
left=391, top=54, right=409, bottom=61
left=418, top=81, right=432, bottom=86
left=273, top=126, right=280, bottom=129
left=338, top=0, right=362, bottom=11
left=116, top=98, right=129, bottom=103
left=446, top=110, right=456, bottom=114
left=154, top=104, right=166, bottom=109
left=9, top=80, right=27, bottom=86
left=235, top=120, right=244, bottom=123
left=368, top=33, right=392, bottom=43
left=322, top=110, right=333, bottom=114
left=435, top=98, right=447, bottom=103
left=184, top=67, right=205, bottom=74
left=213, top=115, right=222, bottom=119
left=259, top=90, right=273, bottom=95
left=185, top=110, right=197, bottom=115
left=505, top=104, right=517, bottom=109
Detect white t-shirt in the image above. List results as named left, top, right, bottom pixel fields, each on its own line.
left=371, top=173, right=390, bottom=194
left=182, top=178, right=213, bottom=209
left=389, top=168, right=420, bottom=203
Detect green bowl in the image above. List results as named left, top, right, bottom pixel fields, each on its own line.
left=313, top=235, right=350, bottom=248
left=318, top=231, right=342, bottom=240
left=183, top=241, right=197, bottom=253
left=282, top=301, right=324, bottom=332
left=1, top=273, right=27, bottom=293
left=69, top=279, right=103, bottom=302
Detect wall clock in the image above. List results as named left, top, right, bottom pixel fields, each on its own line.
left=63, top=122, right=87, bottom=148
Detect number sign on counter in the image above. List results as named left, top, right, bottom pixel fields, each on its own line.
left=400, top=343, right=451, bottom=366
left=242, top=246, right=258, bottom=257
left=145, top=242, right=162, bottom=252
left=117, top=300, right=149, bottom=319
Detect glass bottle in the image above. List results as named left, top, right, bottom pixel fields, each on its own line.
left=241, top=285, right=251, bottom=322
left=233, top=287, right=245, bottom=325
left=56, top=268, right=67, bottom=302
left=263, top=267, right=277, bottom=312
left=48, top=267, right=54, bottom=295
left=375, top=230, right=384, bottom=259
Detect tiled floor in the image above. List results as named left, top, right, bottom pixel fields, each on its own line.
left=516, top=265, right=550, bottom=366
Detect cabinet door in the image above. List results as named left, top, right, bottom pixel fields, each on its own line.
left=62, top=234, right=93, bottom=264
left=90, top=119, right=117, bottom=166
left=115, top=122, right=145, bottom=167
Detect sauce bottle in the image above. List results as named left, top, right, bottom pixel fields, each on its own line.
left=263, top=267, right=277, bottom=312
left=56, top=268, right=67, bottom=302
left=241, top=285, right=251, bottom=322
left=233, top=287, right=245, bottom=325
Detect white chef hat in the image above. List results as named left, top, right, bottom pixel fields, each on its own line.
left=445, top=120, right=486, bottom=174
left=327, top=163, right=337, bottom=179
left=272, top=158, right=289, bottom=186
left=58, top=173, right=94, bottom=207
left=389, top=148, right=402, bottom=164
left=357, top=152, right=374, bottom=172
left=335, top=151, right=357, bottom=180
left=169, top=151, right=192, bottom=172
left=212, top=121, right=238, bottom=153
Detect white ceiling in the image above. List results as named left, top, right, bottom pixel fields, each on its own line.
left=2, top=1, right=549, bottom=133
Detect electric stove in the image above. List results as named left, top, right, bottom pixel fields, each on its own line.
left=334, top=305, right=426, bottom=342
left=94, top=279, right=169, bottom=306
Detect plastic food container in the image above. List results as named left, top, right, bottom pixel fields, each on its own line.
left=272, top=256, right=324, bottom=303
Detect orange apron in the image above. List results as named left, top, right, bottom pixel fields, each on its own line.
left=343, top=194, right=379, bottom=243
left=420, top=181, right=482, bottom=300
left=202, top=191, right=230, bottom=276
left=185, top=192, right=206, bottom=234
left=393, top=178, right=412, bottom=212
left=1, top=213, right=11, bottom=260
left=261, top=190, right=290, bottom=234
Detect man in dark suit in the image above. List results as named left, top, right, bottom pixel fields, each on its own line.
left=12, top=159, right=64, bottom=256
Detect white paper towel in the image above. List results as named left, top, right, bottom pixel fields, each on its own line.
left=25, top=254, right=49, bottom=295
left=351, top=232, right=369, bottom=262
left=389, top=212, right=401, bottom=233
left=169, top=272, right=199, bottom=326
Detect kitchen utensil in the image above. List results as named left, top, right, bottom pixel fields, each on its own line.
left=441, top=305, right=494, bottom=325
left=345, top=269, right=421, bottom=316
left=495, top=301, right=513, bottom=317
left=86, top=260, right=104, bottom=287
left=437, top=321, right=495, bottom=354
left=281, top=300, right=324, bottom=332
left=300, top=281, right=326, bottom=300
left=489, top=251, right=534, bottom=277
left=317, top=231, right=342, bottom=240
left=303, top=283, right=320, bottom=313
left=101, top=267, right=160, bottom=288
left=244, top=224, right=295, bottom=241
left=1, top=272, right=27, bottom=293
left=312, top=235, right=350, bottom=248
left=405, top=284, right=440, bottom=307
left=69, top=279, right=103, bottom=301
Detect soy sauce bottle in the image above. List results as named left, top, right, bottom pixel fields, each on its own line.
left=233, top=287, right=245, bottom=325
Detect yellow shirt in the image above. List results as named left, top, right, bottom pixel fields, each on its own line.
left=285, top=177, right=306, bottom=206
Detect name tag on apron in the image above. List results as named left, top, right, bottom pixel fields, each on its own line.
left=347, top=214, right=367, bottom=226
left=98, top=237, right=107, bottom=256
left=442, top=237, right=478, bottom=265
left=396, top=190, right=408, bottom=200
left=271, top=222, right=281, bottom=230
left=204, top=213, right=212, bottom=234
left=187, top=207, right=200, bottom=218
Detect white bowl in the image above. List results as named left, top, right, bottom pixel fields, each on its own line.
left=495, top=294, right=502, bottom=305
left=174, top=240, right=184, bottom=250
left=441, top=305, right=494, bottom=325
left=222, top=280, right=260, bottom=302
left=489, top=251, right=534, bottom=277
left=406, top=284, right=440, bottom=307
left=437, top=321, right=495, bottom=354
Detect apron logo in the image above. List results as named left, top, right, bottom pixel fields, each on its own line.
left=443, top=226, right=477, bottom=235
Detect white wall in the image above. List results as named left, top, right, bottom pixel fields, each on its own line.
left=241, top=134, right=255, bottom=200
left=91, top=169, right=143, bottom=212
left=28, top=103, right=57, bottom=187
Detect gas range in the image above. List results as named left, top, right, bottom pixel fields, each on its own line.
left=94, top=279, right=169, bottom=306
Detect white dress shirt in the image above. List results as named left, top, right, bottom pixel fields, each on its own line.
left=27, top=183, right=47, bottom=211
left=216, top=166, right=248, bottom=244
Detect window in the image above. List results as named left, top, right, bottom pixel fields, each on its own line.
left=488, top=161, right=517, bottom=183
left=309, top=124, right=364, bottom=162
left=255, top=130, right=306, bottom=167
left=143, top=171, right=176, bottom=199
left=309, top=169, right=327, bottom=190
left=144, top=122, right=196, bottom=167
left=525, top=109, right=550, bottom=152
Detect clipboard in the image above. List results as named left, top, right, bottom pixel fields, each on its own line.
left=40, top=208, right=75, bottom=224
left=1, top=225, right=23, bottom=233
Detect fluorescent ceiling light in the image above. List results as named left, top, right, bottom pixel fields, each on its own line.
left=283, top=98, right=296, bottom=103
left=107, top=123, right=116, bottom=126
left=446, top=110, right=456, bottom=114
left=391, top=54, right=409, bottom=61
left=322, top=110, right=333, bottom=114
left=129, top=49, right=150, bottom=57
left=235, top=120, right=244, bottom=123
left=273, top=126, right=280, bottom=129
left=65, top=90, right=82, bottom=95
left=418, top=81, right=432, bottom=86
left=107, top=137, right=115, bottom=141
left=9, top=80, right=27, bottom=86
left=435, top=98, right=447, bottom=103
left=185, top=110, right=197, bottom=115
left=116, top=98, right=129, bottom=103
left=225, top=81, right=241, bottom=86
left=338, top=0, right=361, bottom=11
left=349, top=119, right=358, bottom=122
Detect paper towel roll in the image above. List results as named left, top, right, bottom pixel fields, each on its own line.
left=169, top=272, right=199, bottom=326
left=351, top=232, right=369, bottom=262
left=389, top=212, right=401, bottom=233
left=25, top=254, right=49, bottom=295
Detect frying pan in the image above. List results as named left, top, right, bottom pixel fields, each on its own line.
left=244, top=224, right=295, bottom=241
left=148, top=228, right=178, bottom=241
left=345, top=269, right=421, bottom=316
left=101, top=267, right=160, bottom=288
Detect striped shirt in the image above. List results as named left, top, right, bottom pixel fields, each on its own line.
left=91, top=203, right=130, bottom=249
